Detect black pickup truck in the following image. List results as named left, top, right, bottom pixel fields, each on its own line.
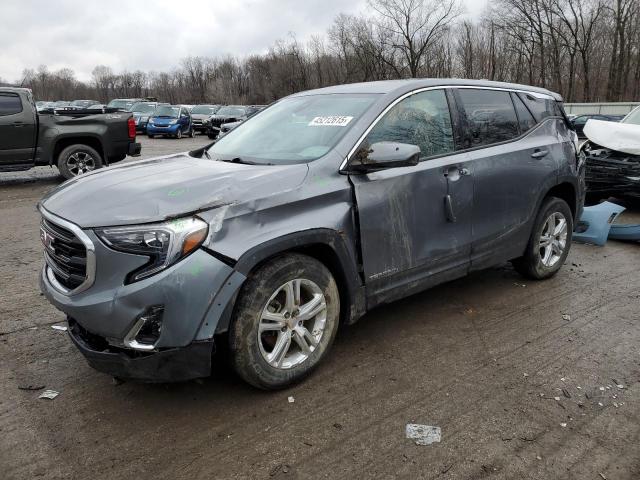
left=0, top=87, right=141, bottom=179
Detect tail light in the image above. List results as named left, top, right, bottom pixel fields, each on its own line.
left=127, top=117, right=136, bottom=139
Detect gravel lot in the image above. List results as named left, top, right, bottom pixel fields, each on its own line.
left=1, top=136, right=639, bottom=479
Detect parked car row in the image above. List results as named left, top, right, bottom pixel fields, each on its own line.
left=36, top=99, right=102, bottom=112
left=204, top=105, right=265, bottom=139
left=120, top=101, right=267, bottom=139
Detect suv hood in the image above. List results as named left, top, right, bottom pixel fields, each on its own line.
left=40, top=153, right=309, bottom=228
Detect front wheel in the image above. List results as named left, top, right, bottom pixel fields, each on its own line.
left=512, top=197, right=573, bottom=280
left=229, top=253, right=340, bottom=389
left=176, top=128, right=183, bottom=139
left=57, top=144, right=103, bottom=180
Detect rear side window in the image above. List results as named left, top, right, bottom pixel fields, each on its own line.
left=511, top=93, right=536, bottom=133
left=518, top=93, right=562, bottom=122
left=456, top=89, right=519, bottom=147
left=0, top=93, right=23, bottom=116
left=365, top=89, right=454, bottom=158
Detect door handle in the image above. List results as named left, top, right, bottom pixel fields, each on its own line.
left=444, top=166, right=470, bottom=181
left=531, top=149, right=549, bottom=159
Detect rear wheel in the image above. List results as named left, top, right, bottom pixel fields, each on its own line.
left=512, top=197, right=573, bottom=280
left=57, top=144, right=103, bottom=180
left=147, top=134, right=155, bottom=139
left=229, top=253, right=340, bottom=389
left=189, top=126, right=195, bottom=138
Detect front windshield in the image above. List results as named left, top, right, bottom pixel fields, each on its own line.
left=191, top=105, right=219, bottom=115
left=216, top=106, right=246, bottom=116
left=208, top=93, right=379, bottom=164
left=154, top=106, right=179, bottom=117
left=623, top=107, right=640, bottom=125
left=130, top=102, right=156, bottom=114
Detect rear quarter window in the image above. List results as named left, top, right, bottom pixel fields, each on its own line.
left=0, top=93, right=23, bottom=116
left=518, top=93, right=562, bottom=122
left=456, top=89, right=520, bottom=147
left=511, top=93, right=537, bottom=132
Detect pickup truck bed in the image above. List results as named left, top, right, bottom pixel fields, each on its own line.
left=0, top=88, right=141, bottom=179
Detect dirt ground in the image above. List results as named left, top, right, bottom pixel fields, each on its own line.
left=1, top=136, right=639, bottom=479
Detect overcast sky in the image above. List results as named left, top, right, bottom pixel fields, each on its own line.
left=1, top=0, right=487, bottom=83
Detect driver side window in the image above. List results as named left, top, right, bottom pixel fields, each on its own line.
left=365, top=89, right=454, bottom=159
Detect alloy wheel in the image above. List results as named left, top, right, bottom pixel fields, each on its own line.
left=539, top=211, right=567, bottom=267
left=258, top=279, right=327, bottom=369
left=66, top=152, right=96, bottom=176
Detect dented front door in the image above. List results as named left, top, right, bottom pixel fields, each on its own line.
left=348, top=89, right=473, bottom=302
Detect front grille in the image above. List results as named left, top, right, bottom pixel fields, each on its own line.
left=209, top=118, right=226, bottom=128
left=41, top=218, right=87, bottom=290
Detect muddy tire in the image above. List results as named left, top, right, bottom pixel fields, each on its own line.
left=512, top=197, right=573, bottom=280
left=229, top=253, right=340, bottom=390
left=57, top=144, right=103, bottom=180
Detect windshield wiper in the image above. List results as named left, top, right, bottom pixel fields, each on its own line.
left=219, top=157, right=262, bottom=165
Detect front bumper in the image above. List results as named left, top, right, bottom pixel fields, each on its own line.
left=147, top=124, right=180, bottom=135
left=68, top=318, right=214, bottom=382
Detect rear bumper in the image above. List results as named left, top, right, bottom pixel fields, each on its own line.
left=68, top=318, right=214, bottom=382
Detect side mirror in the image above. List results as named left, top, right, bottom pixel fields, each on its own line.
left=349, top=142, right=420, bottom=172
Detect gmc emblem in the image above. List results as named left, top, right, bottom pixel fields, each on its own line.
left=40, top=227, right=56, bottom=254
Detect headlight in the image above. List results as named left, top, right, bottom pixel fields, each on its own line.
left=169, top=119, right=178, bottom=125
left=96, top=217, right=208, bottom=283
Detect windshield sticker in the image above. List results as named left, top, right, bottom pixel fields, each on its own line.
left=308, top=116, right=354, bottom=127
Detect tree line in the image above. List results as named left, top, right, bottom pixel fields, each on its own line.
left=15, top=0, right=640, bottom=105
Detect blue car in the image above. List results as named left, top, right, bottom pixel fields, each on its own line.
left=147, top=105, right=194, bottom=139
left=129, top=102, right=165, bottom=134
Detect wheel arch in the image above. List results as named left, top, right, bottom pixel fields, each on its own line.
left=214, top=229, right=366, bottom=334
left=544, top=182, right=577, bottom=221
left=52, top=136, right=105, bottom=166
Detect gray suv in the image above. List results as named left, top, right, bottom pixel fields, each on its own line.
left=39, top=79, right=584, bottom=389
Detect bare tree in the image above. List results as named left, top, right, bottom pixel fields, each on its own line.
left=368, top=0, right=461, bottom=77
left=14, top=0, right=640, bottom=104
